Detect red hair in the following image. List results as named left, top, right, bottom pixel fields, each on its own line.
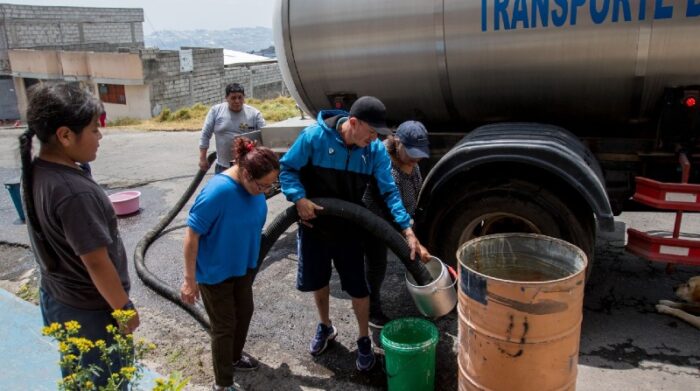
left=232, top=137, right=279, bottom=179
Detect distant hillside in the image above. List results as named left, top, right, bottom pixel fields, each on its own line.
left=145, top=27, right=274, bottom=55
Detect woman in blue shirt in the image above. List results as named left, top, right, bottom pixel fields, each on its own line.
left=181, top=137, right=279, bottom=391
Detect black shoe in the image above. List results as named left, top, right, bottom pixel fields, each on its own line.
left=212, top=383, right=244, bottom=391
left=368, top=309, right=391, bottom=329
left=233, top=353, right=259, bottom=371
left=356, top=336, right=376, bottom=372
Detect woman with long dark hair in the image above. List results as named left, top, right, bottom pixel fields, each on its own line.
left=19, top=82, right=137, bottom=387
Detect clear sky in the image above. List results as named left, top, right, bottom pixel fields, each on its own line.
left=5, top=0, right=275, bottom=34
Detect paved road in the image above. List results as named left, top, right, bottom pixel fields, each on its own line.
left=1, top=127, right=698, bottom=390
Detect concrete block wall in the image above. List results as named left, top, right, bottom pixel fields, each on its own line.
left=32, top=42, right=143, bottom=52
left=223, top=61, right=287, bottom=100
left=147, top=48, right=225, bottom=114
left=0, top=4, right=144, bottom=64
left=190, top=70, right=222, bottom=104
left=142, top=49, right=181, bottom=79
left=0, top=23, right=7, bottom=73
left=183, top=47, right=223, bottom=73
left=82, top=23, right=134, bottom=44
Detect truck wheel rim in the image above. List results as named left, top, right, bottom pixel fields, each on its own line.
left=458, top=212, right=541, bottom=245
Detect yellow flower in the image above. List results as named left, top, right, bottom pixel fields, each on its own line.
left=42, top=322, right=61, bottom=336
left=84, top=380, right=95, bottom=390
left=67, top=337, right=94, bottom=353
left=148, top=343, right=157, bottom=350
left=120, top=366, right=137, bottom=380
left=112, top=309, right=136, bottom=324
left=64, top=320, right=81, bottom=333
left=106, top=324, right=117, bottom=334
left=62, top=354, right=78, bottom=363
left=62, top=373, right=76, bottom=384
left=58, top=341, right=70, bottom=353
left=95, top=339, right=107, bottom=349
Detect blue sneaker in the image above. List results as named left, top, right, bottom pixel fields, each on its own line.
left=356, top=336, right=376, bottom=371
left=309, top=322, right=337, bottom=356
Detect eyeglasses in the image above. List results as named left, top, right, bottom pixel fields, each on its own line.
left=252, top=176, right=278, bottom=192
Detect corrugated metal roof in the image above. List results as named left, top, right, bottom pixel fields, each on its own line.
left=223, top=49, right=272, bottom=65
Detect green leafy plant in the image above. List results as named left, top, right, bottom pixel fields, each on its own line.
left=42, top=310, right=189, bottom=391
left=248, top=96, right=299, bottom=122
left=152, top=372, right=189, bottom=391
left=172, top=108, right=191, bottom=120
left=157, top=108, right=172, bottom=122
left=189, top=103, right=209, bottom=118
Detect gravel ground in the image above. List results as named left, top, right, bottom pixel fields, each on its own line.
left=1, top=127, right=699, bottom=390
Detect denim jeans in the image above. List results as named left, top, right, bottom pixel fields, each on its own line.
left=40, top=289, right=129, bottom=389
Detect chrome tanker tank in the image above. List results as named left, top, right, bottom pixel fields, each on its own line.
left=273, top=0, right=700, bottom=130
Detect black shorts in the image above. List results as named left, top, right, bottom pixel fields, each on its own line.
left=296, top=226, right=369, bottom=298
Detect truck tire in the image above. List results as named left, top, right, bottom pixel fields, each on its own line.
left=430, top=178, right=595, bottom=277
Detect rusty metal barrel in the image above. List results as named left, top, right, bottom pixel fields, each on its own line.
left=456, top=233, right=587, bottom=391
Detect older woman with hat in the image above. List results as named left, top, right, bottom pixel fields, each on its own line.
left=362, top=120, right=431, bottom=328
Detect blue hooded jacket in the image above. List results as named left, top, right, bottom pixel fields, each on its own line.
left=280, top=110, right=411, bottom=236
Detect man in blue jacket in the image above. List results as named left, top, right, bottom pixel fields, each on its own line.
left=280, top=96, right=428, bottom=372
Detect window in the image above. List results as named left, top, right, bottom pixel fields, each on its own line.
left=98, top=84, right=126, bottom=105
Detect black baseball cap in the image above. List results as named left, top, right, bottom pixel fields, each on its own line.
left=348, top=96, right=391, bottom=135
left=396, top=120, right=430, bottom=159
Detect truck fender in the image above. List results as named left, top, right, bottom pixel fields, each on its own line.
left=417, top=123, right=615, bottom=232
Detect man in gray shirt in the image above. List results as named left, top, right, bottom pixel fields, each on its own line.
left=199, top=83, right=266, bottom=173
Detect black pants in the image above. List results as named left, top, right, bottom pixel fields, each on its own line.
left=199, top=271, right=254, bottom=387
left=364, top=240, right=388, bottom=312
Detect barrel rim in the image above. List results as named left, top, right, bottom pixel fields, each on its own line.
left=456, top=233, right=588, bottom=285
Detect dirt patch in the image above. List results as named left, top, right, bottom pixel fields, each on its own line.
left=137, top=310, right=213, bottom=389
left=0, top=243, right=39, bottom=303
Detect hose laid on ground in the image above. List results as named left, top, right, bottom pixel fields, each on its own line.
left=134, top=153, right=217, bottom=330
left=134, top=153, right=433, bottom=331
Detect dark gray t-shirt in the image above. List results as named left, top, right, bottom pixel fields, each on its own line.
left=31, top=158, right=129, bottom=310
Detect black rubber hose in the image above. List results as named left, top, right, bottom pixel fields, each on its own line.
left=135, top=153, right=433, bottom=331
left=255, top=198, right=433, bottom=285
left=134, top=153, right=217, bottom=330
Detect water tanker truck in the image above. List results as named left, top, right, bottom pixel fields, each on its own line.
left=269, top=0, right=700, bottom=269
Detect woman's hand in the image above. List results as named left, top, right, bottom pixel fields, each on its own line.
left=180, top=277, right=200, bottom=305
left=122, top=309, right=140, bottom=334
left=418, top=244, right=431, bottom=263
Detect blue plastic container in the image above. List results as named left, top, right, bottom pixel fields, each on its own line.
left=4, top=180, right=25, bottom=222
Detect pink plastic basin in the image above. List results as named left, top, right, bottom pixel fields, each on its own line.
left=108, top=191, right=141, bottom=216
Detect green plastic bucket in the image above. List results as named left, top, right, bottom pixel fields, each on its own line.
left=381, top=317, right=439, bottom=391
